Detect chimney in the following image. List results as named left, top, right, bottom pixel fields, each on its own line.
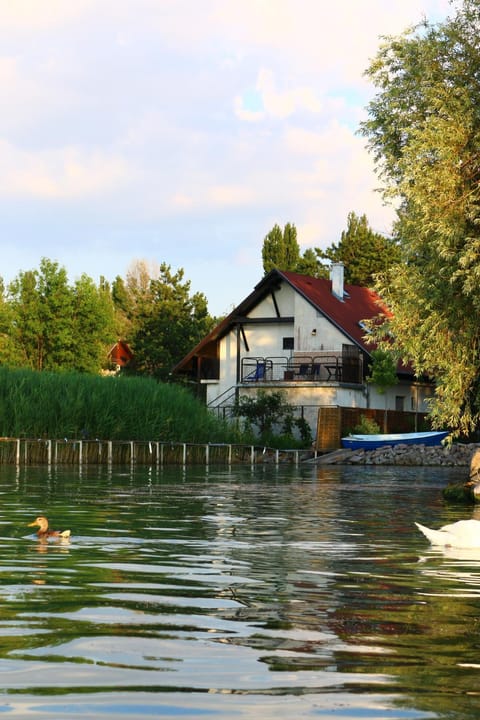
left=330, top=262, right=344, bottom=300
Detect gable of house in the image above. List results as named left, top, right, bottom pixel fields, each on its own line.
left=108, top=340, right=133, bottom=368
left=280, top=270, right=387, bottom=353
left=173, top=268, right=389, bottom=379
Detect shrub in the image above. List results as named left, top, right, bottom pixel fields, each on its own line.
left=352, top=414, right=381, bottom=435
left=233, top=390, right=312, bottom=448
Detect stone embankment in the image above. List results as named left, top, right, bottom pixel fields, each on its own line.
left=315, top=442, right=480, bottom=467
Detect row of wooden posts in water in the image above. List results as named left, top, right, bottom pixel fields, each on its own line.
left=0, top=437, right=313, bottom=466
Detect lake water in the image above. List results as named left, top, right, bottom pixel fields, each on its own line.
left=0, top=462, right=480, bottom=719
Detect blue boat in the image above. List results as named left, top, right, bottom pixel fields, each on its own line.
left=341, top=430, right=449, bottom=451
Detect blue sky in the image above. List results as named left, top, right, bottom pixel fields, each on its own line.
left=0, top=0, right=450, bottom=316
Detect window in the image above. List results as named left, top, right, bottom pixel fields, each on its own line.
left=395, top=396, right=405, bottom=412
left=358, top=320, right=372, bottom=334
left=283, top=337, right=294, bottom=350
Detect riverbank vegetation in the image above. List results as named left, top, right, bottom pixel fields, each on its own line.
left=0, top=367, right=242, bottom=443
left=0, top=368, right=314, bottom=448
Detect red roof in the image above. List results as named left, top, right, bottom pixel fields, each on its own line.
left=278, top=270, right=388, bottom=354
left=108, top=340, right=133, bottom=366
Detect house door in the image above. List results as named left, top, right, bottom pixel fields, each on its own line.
left=342, top=344, right=361, bottom=383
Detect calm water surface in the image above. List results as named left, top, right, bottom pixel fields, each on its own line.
left=0, top=462, right=478, bottom=719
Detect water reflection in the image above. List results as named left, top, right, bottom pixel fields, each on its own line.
left=0, top=463, right=479, bottom=718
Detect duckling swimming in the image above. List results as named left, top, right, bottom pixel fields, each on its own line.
left=28, top=516, right=71, bottom=539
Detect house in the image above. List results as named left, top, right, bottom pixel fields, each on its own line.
left=107, top=340, right=133, bottom=371
left=173, top=265, right=434, bottom=446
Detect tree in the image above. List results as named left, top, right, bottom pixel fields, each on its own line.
left=2, top=259, right=116, bottom=374
left=129, top=263, right=215, bottom=380
left=6, top=260, right=73, bottom=371
left=71, top=274, right=117, bottom=373
left=111, top=275, right=133, bottom=339
left=368, top=349, right=398, bottom=432
left=360, top=0, right=480, bottom=436
left=0, top=277, right=18, bottom=366
left=316, top=211, right=400, bottom=286
left=296, top=247, right=324, bottom=277
left=262, top=222, right=325, bottom=276
left=262, top=223, right=300, bottom=274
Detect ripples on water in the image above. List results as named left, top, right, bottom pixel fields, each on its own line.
left=0, top=463, right=479, bottom=718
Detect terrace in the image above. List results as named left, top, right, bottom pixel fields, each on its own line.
left=241, top=352, right=364, bottom=385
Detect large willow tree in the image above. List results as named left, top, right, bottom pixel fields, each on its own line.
left=361, top=0, right=480, bottom=435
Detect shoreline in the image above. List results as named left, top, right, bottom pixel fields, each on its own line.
left=313, top=442, right=480, bottom=467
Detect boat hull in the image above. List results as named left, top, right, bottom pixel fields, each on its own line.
left=341, top=430, right=449, bottom=451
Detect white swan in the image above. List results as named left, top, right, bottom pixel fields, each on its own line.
left=415, top=519, right=480, bottom=548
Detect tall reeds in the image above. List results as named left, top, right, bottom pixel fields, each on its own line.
left=0, top=367, right=240, bottom=442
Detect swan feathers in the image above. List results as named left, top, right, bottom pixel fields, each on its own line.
left=415, top=519, right=480, bottom=548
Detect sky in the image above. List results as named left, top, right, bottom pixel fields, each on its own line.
left=0, top=0, right=451, bottom=316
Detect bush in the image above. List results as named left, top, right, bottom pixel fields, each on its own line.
left=352, top=414, right=381, bottom=435
left=233, top=390, right=312, bottom=448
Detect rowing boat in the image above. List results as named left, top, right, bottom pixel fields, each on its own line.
left=341, top=430, right=449, bottom=451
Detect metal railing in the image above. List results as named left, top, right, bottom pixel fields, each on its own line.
left=241, top=354, right=362, bottom=384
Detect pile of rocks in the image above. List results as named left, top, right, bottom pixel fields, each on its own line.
left=317, top=442, right=480, bottom=467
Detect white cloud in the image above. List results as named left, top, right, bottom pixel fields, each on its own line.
left=0, top=141, right=128, bottom=199
left=0, top=0, right=451, bottom=312
left=236, top=67, right=323, bottom=120
left=0, top=0, right=95, bottom=30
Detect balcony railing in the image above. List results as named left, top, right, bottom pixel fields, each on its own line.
left=241, top=354, right=363, bottom=384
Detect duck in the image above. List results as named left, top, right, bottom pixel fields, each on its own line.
left=28, top=516, right=71, bottom=539
left=415, top=519, right=480, bottom=548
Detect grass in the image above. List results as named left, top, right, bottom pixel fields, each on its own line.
left=0, top=367, right=244, bottom=443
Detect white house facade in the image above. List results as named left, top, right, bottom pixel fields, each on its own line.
left=174, top=265, right=434, bottom=441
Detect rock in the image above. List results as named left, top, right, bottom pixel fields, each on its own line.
left=443, top=482, right=475, bottom=504
left=339, top=442, right=480, bottom=467
left=470, top=448, right=480, bottom=479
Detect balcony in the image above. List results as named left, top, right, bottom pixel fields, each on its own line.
left=241, top=353, right=363, bottom=385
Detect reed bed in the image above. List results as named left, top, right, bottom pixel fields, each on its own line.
left=0, top=367, right=241, bottom=443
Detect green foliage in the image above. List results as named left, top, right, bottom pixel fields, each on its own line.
left=293, top=248, right=317, bottom=276
left=352, top=414, right=381, bottom=435
left=262, top=222, right=325, bottom=276
left=261, top=214, right=400, bottom=283
left=1, top=258, right=116, bottom=374
left=111, top=274, right=133, bottom=338
left=72, top=274, right=117, bottom=373
left=128, top=262, right=215, bottom=380
left=360, top=1, right=480, bottom=435
left=0, top=367, right=240, bottom=442
left=368, top=349, right=398, bottom=393
left=262, top=223, right=301, bottom=274
left=0, top=257, right=216, bottom=381
left=233, top=390, right=312, bottom=447
left=316, top=212, right=400, bottom=286
left=368, top=349, right=398, bottom=433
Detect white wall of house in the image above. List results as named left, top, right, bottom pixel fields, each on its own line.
left=367, top=380, right=433, bottom=415
left=249, top=282, right=295, bottom=318
left=293, top=293, right=346, bottom=352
